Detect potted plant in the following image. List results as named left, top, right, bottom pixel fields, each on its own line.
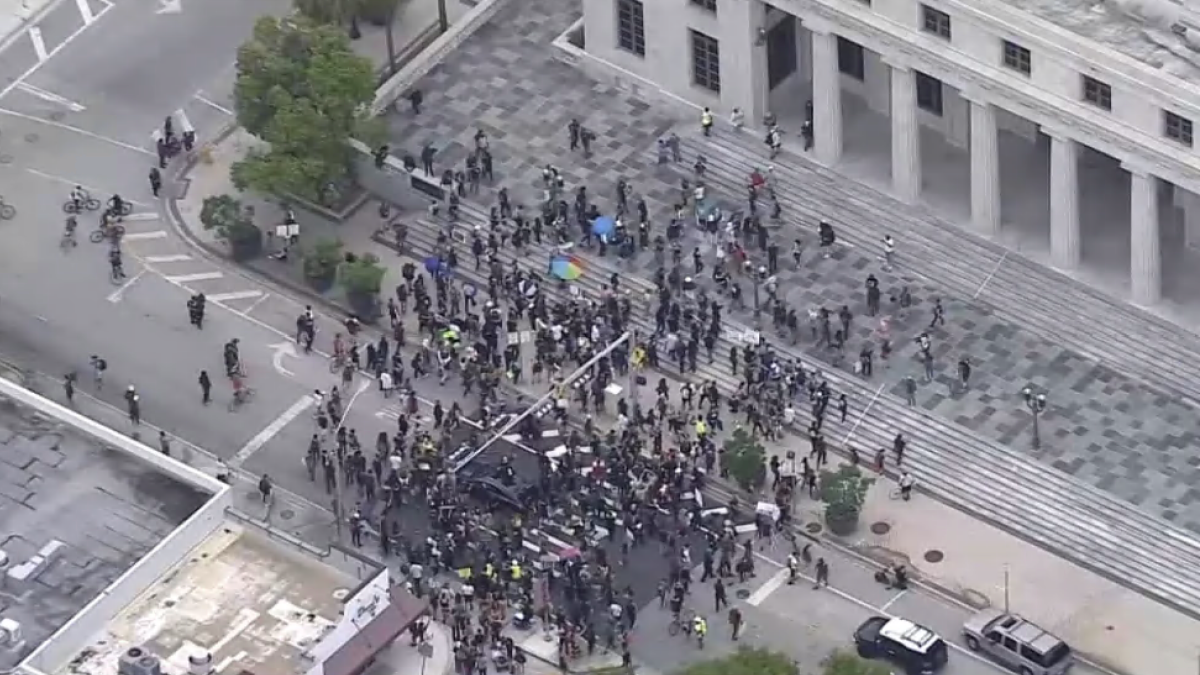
left=199, top=194, right=263, bottom=261
left=820, top=464, right=874, bottom=536
left=339, top=252, right=385, bottom=321
left=722, top=428, right=768, bottom=493
left=303, top=238, right=343, bottom=292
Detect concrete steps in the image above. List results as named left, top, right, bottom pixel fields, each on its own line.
left=385, top=207, right=1200, bottom=619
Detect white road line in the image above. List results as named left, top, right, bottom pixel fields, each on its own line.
left=0, top=0, right=113, bottom=100
left=27, top=27, right=48, bottom=61
left=841, top=382, right=886, bottom=446
left=122, top=231, right=169, bottom=241
left=106, top=270, right=146, bottom=303
left=0, top=108, right=154, bottom=157
left=207, top=290, right=263, bottom=303
left=22, top=168, right=151, bottom=206
left=14, top=82, right=86, bottom=111
left=166, top=271, right=222, bottom=283
left=973, top=250, right=1009, bottom=300
left=879, top=590, right=907, bottom=612
left=145, top=254, right=191, bottom=263
left=194, top=92, right=234, bottom=116
left=123, top=212, right=160, bottom=222
left=74, top=0, right=95, bottom=23
left=746, top=569, right=789, bottom=606
left=243, top=292, right=271, bottom=314
left=229, top=395, right=316, bottom=467
left=175, top=108, right=194, bottom=134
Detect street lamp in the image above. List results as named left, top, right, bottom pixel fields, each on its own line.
left=753, top=264, right=767, bottom=324
left=1021, top=386, right=1047, bottom=450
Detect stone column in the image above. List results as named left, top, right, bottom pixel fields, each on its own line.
left=1048, top=130, right=1080, bottom=270
left=968, top=97, right=1001, bottom=236
left=721, top=0, right=768, bottom=124
left=1128, top=165, right=1162, bottom=305
left=810, top=28, right=842, bottom=165
left=888, top=61, right=921, bottom=202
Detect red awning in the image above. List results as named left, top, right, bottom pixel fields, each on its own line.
left=321, top=586, right=430, bottom=675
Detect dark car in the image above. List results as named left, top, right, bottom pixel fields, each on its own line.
left=461, top=475, right=533, bottom=512
left=854, top=616, right=949, bottom=675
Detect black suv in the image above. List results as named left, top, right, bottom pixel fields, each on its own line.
left=854, top=616, right=950, bottom=675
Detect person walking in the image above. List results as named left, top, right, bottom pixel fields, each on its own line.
left=199, top=370, right=212, bottom=404
left=124, top=385, right=140, bottom=425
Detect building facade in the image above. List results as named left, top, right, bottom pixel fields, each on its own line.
left=577, top=0, right=1200, bottom=306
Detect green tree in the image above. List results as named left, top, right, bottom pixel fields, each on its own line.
left=723, top=427, right=768, bottom=492
left=819, top=464, right=874, bottom=536
left=821, top=650, right=891, bottom=675
left=674, top=647, right=797, bottom=675
left=231, top=17, right=380, bottom=204
left=339, top=252, right=386, bottom=296
left=199, top=194, right=262, bottom=260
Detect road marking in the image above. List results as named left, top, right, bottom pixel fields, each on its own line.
left=880, top=589, right=907, bottom=612
left=145, top=254, right=192, bottom=263
left=745, top=568, right=788, bottom=607
left=208, top=290, right=264, bottom=303
left=0, top=108, right=155, bottom=157
left=194, top=92, right=234, bottom=116
left=27, top=27, right=48, bottom=61
left=74, top=0, right=95, bottom=23
left=243, top=292, right=271, bottom=314
left=106, top=270, right=146, bottom=303
left=841, top=382, right=886, bottom=446
left=0, top=0, right=112, bottom=100
left=156, top=0, right=183, bottom=14
left=166, top=271, right=222, bottom=283
left=123, top=212, right=160, bottom=222
left=229, top=395, right=315, bottom=467
left=22, top=168, right=151, bottom=206
left=974, top=250, right=1009, bottom=299
left=123, top=231, right=169, bottom=241
left=14, top=82, right=85, bottom=111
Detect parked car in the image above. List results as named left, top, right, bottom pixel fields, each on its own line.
left=854, top=616, right=949, bottom=675
left=460, top=474, right=534, bottom=512
left=963, top=609, right=1074, bottom=675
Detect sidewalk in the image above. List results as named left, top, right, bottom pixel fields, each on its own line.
left=366, top=619, right=454, bottom=675
left=0, top=0, right=54, bottom=48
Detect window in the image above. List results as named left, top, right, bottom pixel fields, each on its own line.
left=690, top=0, right=717, bottom=11
left=616, top=0, right=645, bottom=57
left=1002, top=40, right=1031, bottom=75
left=916, top=71, right=943, bottom=115
left=837, top=37, right=865, bottom=80
left=921, top=5, right=952, bottom=39
left=691, top=30, right=721, bottom=92
left=1082, top=75, right=1112, bottom=111
left=1165, top=111, right=1194, bottom=147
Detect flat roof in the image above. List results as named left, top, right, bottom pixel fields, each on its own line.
left=1000, top=0, right=1200, bottom=84
left=56, top=525, right=353, bottom=675
left=0, top=398, right=209, bottom=669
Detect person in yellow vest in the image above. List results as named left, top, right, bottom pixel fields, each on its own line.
left=700, top=107, right=714, bottom=137
left=632, top=345, right=646, bottom=370
left=510, top=560, right=522, bottom=581
left=484, top=562, right=495, bottom=581
left=695, top=417, right=708, bottom=440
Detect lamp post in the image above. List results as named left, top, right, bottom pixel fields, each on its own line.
left=1021, top=386, right=1047, bottom=450
left=752, top=264, right=766, bottom=325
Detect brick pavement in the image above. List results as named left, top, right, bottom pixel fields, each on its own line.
left=380, top=0, right=1200, bottom=532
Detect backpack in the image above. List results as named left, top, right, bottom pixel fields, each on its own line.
left=95, top=358, right=107, bottom=371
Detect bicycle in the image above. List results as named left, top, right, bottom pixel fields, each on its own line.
left=63, top=193, right=101, bottom=214
left=228, top=386, right=256, bottom=412
left=329, top=351, right=347, bottom=373
left=0, top=196, right=15, bottom=220
left=90, top=223, right=126, bottom=243
left=110, top=264, right=127, bottom=285
left=60, top=228, right=77, bottom=251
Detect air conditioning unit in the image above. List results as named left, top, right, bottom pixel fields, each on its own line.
left=118, top=647, right=162, bottom=675
left=188, top=651, right=214, bottom=675
left=0, top=618, right=22, bottom=647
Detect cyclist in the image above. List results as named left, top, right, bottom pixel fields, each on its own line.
left=108, top=248, right=125, bottom=280
left=692, top=614, right=707, bottom=648
left=331, top=332, right=347, bottom=369
left=107, top=194, right=125, bottom=220
left=63, top=216, right=78, bottom=246
left=223, top=339, right=242, bottom=377
left=70, top=185, right=87, bottom=212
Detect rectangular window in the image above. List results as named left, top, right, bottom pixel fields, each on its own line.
left=1002, top=40, right=1031, bottom=75
left=690, top=0, right=717, bottom=11
left=1082, top=75, right=1112, bottom=111
left=616, top=0, right=645, bottom=57
left=921, top=5, right=952, bottom=40
left=1165, top=110, right=1194, bottom=147
left=837, top=37, right=865, bottom=80
left=691, top=30, right=721, bottom=93
left=915, top=71, right=943, bottom=116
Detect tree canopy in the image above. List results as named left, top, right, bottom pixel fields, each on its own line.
left=674, top=647, right=798, bottom=675
left=723, top=427, right=768, bottom=492
left=231, top=16, right=380, bottom=203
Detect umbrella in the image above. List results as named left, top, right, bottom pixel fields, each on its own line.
left=423, top=255, right=449, bottom=278
left=549, top=254, right=584, bottom=281
left=591, top=215, right=616, bottom=238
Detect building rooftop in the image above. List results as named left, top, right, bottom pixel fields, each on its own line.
left=1004, top=0, right=1200, bottom=85
left=0, top=397, right=209, bottom=669
left=56, top=525, right=353, bottom=675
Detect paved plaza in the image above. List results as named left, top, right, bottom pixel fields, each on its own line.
left=380, top=0, right=1200, bottom=533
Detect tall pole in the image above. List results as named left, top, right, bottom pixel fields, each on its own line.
left=454, top=332, right=630, bottom=472
left=331, top=380, right=370, bottom=544
left=628, top=330, right=641, bottom=424
left=437, top=0, right=449, bottom=32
